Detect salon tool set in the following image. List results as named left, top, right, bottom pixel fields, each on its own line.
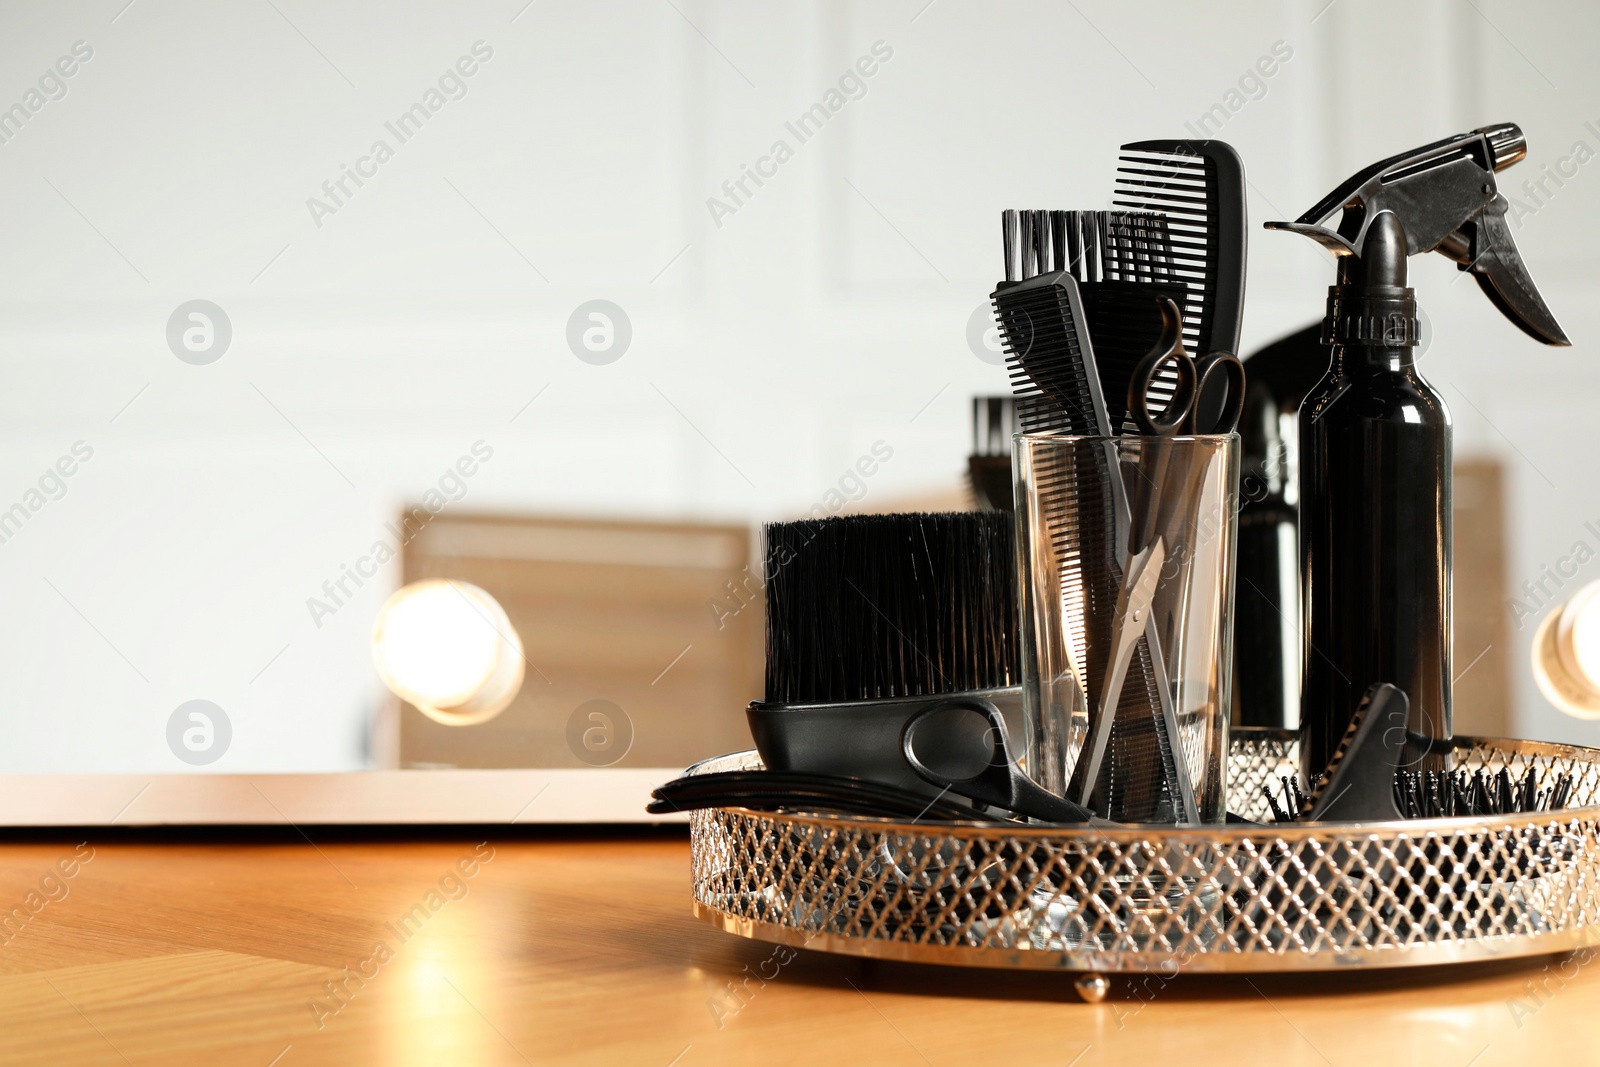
left=665, top=125, right=1600, bottom=987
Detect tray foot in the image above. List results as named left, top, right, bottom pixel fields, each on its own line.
left=1075, top=973, right=1109, bottom=1003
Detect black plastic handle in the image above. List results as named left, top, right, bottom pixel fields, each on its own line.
left=1129, top=298, right=1196, bottom=435
left=900, top=700, right=1097, bottom=824
left=1190, top=352, right=1246, bottom=434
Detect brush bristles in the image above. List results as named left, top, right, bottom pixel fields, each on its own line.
left=762, top=512, right=1019, bottom=705
left=1267, top=767, right=1575, bottom=822
left=1395, top=768, right=1574, bottom=819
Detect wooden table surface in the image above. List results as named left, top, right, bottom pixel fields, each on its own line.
left=0, top=827, right=1592, bottom=1066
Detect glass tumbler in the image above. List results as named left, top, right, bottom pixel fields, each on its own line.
left=1013, top=432, right=1239, bottom=824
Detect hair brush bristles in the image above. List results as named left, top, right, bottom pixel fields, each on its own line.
left=762, top=512, right=1019, bottom=705
left=1266, top=767, right=1574, bottom=823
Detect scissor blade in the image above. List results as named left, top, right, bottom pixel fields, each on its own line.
left=1143, top=612, right=1201, bottom=823
left=1074, top=540, right=1166, bottom=806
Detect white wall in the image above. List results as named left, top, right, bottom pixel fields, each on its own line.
left=0, top=0, right=1596, bottom=772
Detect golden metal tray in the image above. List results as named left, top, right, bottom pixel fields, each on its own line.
left=686, top=729, right=1600, bottom=975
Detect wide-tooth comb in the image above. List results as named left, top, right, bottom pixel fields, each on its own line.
left=1112, top=139, right=1247, bottom=359
left=1052, top=209, right=1189, bottom=434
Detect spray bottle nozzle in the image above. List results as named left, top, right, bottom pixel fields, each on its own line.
left=1265, top=122, right=1569, bottom=346
left=1480, top=122, right=1528, bottom=170
left=1323, top=212, right=1419, bottom=349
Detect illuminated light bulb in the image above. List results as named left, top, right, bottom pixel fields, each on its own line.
left=371, top=580, right=524, bottom=726
left=1532, top=579, right=1600, bottom=719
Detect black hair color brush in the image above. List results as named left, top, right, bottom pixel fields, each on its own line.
left=744, top=511, right=1094, bottom=823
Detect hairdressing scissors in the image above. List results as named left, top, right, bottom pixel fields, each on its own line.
left=1072, top=299, right=1242, bottom=822
left=1123, top=297, right=1246, bottom=564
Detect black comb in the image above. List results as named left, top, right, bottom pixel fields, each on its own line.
left=1072, top=210, right=1191, bottom=434
left=992, top=224, right=1187, bottom=822
left=994, top=270, right=1112, bottom=437
left=1112, top=139, right=1247, bottom=359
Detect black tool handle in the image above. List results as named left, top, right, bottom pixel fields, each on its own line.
left=1128, top=299, right=1196, bottom=435
left=900, top=700, right=1098, bottom=824
left=1190, top=352, right=1246, bottom=434
left=647, top=770, right=995, bottom=821
left=1304, top=683, right=1409, bottom=823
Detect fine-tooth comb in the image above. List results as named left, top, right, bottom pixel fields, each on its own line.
left=993, top=209, right=1188, bottom=822
left=1056, top=209, right=1190, bottom=435
left=1111, top=139, right=1247, bottom=359
left=1108, top=140, right=1247, bottom=432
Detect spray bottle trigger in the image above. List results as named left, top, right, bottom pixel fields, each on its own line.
left=1458, top=197, right=1571, bottom=346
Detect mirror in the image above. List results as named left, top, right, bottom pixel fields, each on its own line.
left=3, top=1, right=1597, bottom=821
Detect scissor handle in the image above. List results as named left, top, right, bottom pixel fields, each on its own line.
left=1129, top=298, right=1196, bottom=435
left=1190, top=352, right=1246, bottom=434
left=901, top=700, right=1096, bottom=824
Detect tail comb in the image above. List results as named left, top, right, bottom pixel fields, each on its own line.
left=1301, top=683, right=1408, bottom=821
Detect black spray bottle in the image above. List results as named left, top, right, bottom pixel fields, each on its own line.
left=1267, top=123, right=1569, bottom=783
